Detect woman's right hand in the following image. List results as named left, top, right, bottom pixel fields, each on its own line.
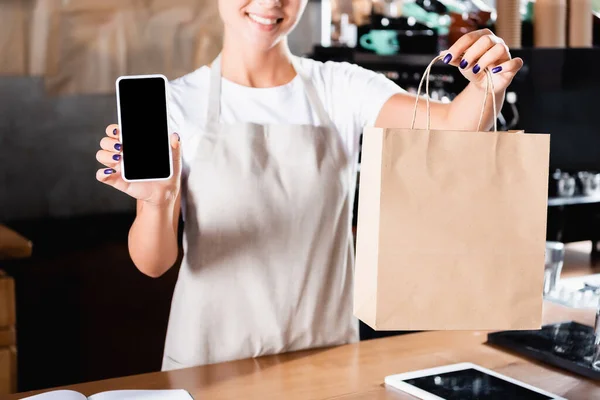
left=96, top=124, right=182, bottom=207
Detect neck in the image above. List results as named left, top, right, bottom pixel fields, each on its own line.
left=219, top=36, right=296, bottom=88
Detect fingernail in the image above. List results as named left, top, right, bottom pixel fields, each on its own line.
left=113, top=128, right=118, bottom=135
left=175, top=132, right=180, bottom=142
left=473, top=64, right=481, bottom=74
left=443, top=53, right=452, bottom=64
left=460, top=59, right=468, bottom=69
left=104, top=168, right=115, bottom=175
left=492, top=66, right=502, bottom=74
left=112, top=154, right=121, bottom=161
left=114, top=143, right=121, bottom=151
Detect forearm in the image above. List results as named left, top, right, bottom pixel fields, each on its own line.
left=375, top=82, right=505, bottom=131
left=376, top=29, right=519, bottom=132
left=443, top=81, right=505, bottom=131
left=128, top=199, right=180, bottom=278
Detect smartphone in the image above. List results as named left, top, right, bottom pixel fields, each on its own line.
left=115, top=74, right=173, bottom=182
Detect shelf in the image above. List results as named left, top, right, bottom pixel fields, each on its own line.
left=548, top=194, right=600, bottom=207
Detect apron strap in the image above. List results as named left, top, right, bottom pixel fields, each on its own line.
left=206, top=53, right=335, bottom=130
left=206, top=54, right=222, bottom=131
left=290, top=56, right=335, bottom=129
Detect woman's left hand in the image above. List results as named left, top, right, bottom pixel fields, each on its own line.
left=440, top=29, right=524, bottom=93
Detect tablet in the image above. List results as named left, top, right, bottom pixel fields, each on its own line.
left=384, top=362, right=566, bottom=400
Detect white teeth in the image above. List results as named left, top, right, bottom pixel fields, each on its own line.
left=248, top=13, right=278, bottom=25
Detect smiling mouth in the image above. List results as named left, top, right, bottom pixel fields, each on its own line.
left=246, top=12, right=283, bottom=27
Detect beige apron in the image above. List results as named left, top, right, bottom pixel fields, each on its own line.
left=161, top=54, right=359, bottom=370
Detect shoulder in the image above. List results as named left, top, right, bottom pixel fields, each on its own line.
left=296, top=56, right=403, bottom=105
left=295, top=57, right=382, bottom=89
left=169, top=66, right=210, bottom=104
left=167, top=67, right=210, bottom=131
left=296, top=56, right=403, bottom=128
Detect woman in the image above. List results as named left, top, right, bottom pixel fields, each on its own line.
left=96, top=0, right=523, bottom=370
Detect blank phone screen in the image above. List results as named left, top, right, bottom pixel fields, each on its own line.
left=118, top=77, right=171, bottom=180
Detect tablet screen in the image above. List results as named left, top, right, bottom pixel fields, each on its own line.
left=405, top=368, right=554, bottom=400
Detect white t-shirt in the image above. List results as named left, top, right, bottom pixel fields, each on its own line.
left=168, top=56, right=403, bottom=186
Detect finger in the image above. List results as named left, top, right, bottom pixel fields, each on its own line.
left=96, top=165, right=130, bottom=193
left=96, top=149, right=121, bottom=167
left=105, top=124, right=120, bottom=138
left=487, top=57, right=524, bottom=75
left=100, top=136, right=122, bottom=153
left=472, top=42, right=511, bottom=74
left=460, top=34, right=504, bottom=72
left=443, top=29, right=494, bottom=66
left=170, top=133, right=182, bottom=176
left=96, top=167, right=118, bottom=183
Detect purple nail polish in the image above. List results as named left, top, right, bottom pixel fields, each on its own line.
left=443, top=53, right=452, bottom=64
left=175, top=132, right=180, bottom=142
left=473, top=64, right=481, bottom=74
left=492, top=66, right=502, bottom=74
left=113, top=154, right=121, bottom=161
left=114, top=143, right=121, bottom=151
left=460, top=59, right=468, bottom=69
left=104, top=168, right=115, bottom=175
left=113, top=128, right=117, bottom=135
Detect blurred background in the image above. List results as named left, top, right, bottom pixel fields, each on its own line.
left=1, top=0, right=600, bottom=395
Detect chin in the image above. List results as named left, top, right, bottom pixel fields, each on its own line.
left=243, top=34, right=286, bottom=51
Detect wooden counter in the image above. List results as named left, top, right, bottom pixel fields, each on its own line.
left=4, top=300, right=598, bottom=400
left=5, top=243, right=600, bottom=399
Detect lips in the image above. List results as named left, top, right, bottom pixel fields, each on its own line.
left=247, top=13, right=280, bottom=25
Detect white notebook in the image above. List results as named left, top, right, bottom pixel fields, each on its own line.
left=21, top=389, right=193, bottom=400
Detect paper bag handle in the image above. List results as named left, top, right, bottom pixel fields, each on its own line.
left=410, top=54, right=497, bottom=132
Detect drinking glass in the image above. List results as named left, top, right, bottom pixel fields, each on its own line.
left=592, top=296, right=600, bottom=370
left=544, top=241, right=565, bottom=296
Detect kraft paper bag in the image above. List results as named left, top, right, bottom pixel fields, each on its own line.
left=354, top=55, right=550, bottom=331
left=127, top=0, right=223, bottom=79
left=43, top=0, right=222, bottom=94
left=28, top=0, right=61, bottom=76
left=0, top=0, right=27, bottom=75
left=44, top=0, right=138, bottom=95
